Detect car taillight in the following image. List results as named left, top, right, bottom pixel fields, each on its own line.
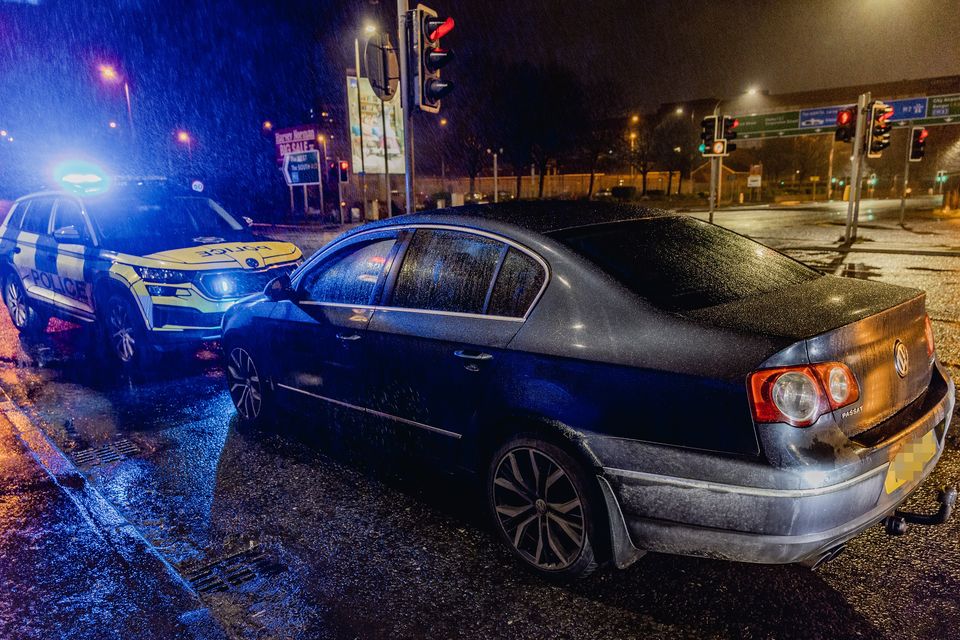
left=924, top=313, right=935, bottom=358
left=748, top=362, right=859, bottom=428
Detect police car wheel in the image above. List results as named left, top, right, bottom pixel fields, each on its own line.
left=4, top=274, right=46, bottom=334
left=103, top=294, right=148, bottom=365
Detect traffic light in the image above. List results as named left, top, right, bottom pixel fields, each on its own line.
left=936, top=171, right=947, bottom=184
left=414, top=4, right=455, bottom=113
left=699, top=116, right=720, bottom=156
left=338, top=160, right=349, bottom=183
left=909, top=126, right=928, bottom=162
left=866, top=100, right=893, bottom=158
left=721, top=116, right=738, bottom=154
left=835, top=107, right=856, bottom=143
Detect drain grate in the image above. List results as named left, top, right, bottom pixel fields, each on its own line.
left=70, top=438, right=140, bottom=468
left=180, top=545, right=285, bottom=595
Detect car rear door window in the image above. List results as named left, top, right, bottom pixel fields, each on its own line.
left=551, top=217, right=820, bottom=312
left=300, top=238, right=395, bottom=305
left=391, top=229, right=503, bottom=314
left=487, top=248, right=545, bottom=318
left=19, top=197, right=54, bottom=235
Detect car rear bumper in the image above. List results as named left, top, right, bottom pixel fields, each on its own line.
left=598, top=361, right=954, bottom=565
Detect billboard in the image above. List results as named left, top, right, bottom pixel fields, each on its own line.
left=347, top=75, right=405, bottom=175
left=274, top=125, right=318, bottom=165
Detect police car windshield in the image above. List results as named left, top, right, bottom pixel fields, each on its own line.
left=85, top=195, right=251, bottom=254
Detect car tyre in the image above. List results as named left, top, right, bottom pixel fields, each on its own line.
left=487, top=434, right=602, bottom=581
left=224, top=343, right=276, bottom=431
left=3, top=273, right=47, bottom=334
left=101, top=293, right=153, bottom=368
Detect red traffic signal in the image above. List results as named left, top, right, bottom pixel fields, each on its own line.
left=338, top=160, right=349, bottom=182
left=909, top=126, right=928, bottom=162
left=835, top=107, right=856, bottom=143
left=867, top=101, right=893, bottom=158
left=425, top=16, right=454, bottom=41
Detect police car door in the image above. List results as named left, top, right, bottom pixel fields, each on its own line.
left=14, top=196, right=58, bottom=308
left=50, top=197, right=95, bottom=316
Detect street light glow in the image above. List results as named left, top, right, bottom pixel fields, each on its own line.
left=631, top=114, right=639, bottom=124
left=364, top=24, right=377, bottom=34
left=0, top=130, right=6, bottom=137
left=746, top=87, right=758, bottom=96
left=109, top=121, right=117, bottom=129
left=262, top=120, right=273, bottom=131
left=439, top=118, right=448, bottom=126
left=675, top=107, right=684, bottom=115
left=98, top=64, right=120, bottom=82
left=176, top=130, right=191, bottom=143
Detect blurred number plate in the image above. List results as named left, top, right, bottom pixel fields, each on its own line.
left=885, top=430, right=938, bottom=494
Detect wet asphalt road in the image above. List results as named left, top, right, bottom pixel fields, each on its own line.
left=6, top=203, right=960, bottom=639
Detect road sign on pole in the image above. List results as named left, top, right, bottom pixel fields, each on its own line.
left=282, top=150, right=321, bottom=186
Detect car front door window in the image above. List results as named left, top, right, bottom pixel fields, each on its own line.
left=300, top=238, right=396, bottom=305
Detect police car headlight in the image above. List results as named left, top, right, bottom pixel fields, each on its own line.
left=207, top=275, right=237, bottom=297
left=135, top=266, right=192, bottom=284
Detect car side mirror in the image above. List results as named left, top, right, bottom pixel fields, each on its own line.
left=53, top=226, right=82, bottom=243
left=264, top=273, right=296, bottom=301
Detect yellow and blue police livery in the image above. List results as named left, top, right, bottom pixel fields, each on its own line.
left=0, top=178, right=302, bottom=365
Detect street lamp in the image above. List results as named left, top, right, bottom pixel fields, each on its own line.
left=629, top=131, right=637, bottom=178
left=631, top=114, right=639, bottom=124
left=108, top=121, right=118, bottom=129
left=675, top=107, right=684, bottom=115
left=98, top=64, right=134, bottom=140
left=176, top=130, right=193, bottom=166
left=262, top=120, right=273, bottom=132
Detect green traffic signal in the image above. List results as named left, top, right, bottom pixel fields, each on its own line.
left=698, top=143, right=706, bottom=153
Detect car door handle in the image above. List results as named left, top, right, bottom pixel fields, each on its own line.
left=454, top=350, right=493, bottom=361
left=336, top=333, right=362, bottom=341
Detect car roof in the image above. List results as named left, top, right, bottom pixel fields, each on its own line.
left=352, top=201, right=674, bottom=240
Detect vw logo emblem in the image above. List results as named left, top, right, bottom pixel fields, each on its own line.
left=245, top=258, right=259, bottom=268
left=894, top=340, right=909, bottom=378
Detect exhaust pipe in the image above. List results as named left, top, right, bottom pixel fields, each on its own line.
left=807, top=544, right=846, bottom=570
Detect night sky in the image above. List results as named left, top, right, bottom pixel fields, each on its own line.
left=1, top=0, right=959, bottom=199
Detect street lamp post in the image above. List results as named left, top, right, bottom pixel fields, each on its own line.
left=98, top=65, right=135, bottom=141
left=353, top=37, right=368, bottom=220
left=487, top=148, right=502, bottom=203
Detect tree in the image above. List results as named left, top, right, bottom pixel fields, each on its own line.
left=630, top=116, right=656, bottom=195
left=652, top=115, right=698, bottom=195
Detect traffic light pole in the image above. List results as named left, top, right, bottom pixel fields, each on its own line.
left=899, top=127, right=912, bottom=226
left=844, top=92, right=869, bottom=244
left=398, top=0, right=415, bottom=215
left=708, top=156, right=718, bottom=223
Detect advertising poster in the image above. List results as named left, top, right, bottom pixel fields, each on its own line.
left=347, top=75, right=405, bottom=175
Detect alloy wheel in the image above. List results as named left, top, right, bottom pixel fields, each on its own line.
left=108, top=301, right=136, bottom=363
left=227, top=347, right=262, bottom=420
left=492, top=447, right=586, bottom=570
left=5, top=279, right=27, bottom=328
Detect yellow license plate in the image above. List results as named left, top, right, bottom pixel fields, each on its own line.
left=885, top=430, right=938, bottom=494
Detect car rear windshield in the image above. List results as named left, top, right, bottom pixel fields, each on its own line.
left=550, top=217, right=821, bottom=312
left=85, top=195, right=249, bottom=254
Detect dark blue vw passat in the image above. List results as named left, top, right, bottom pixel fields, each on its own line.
left=221, top=202, right=954, bottom=580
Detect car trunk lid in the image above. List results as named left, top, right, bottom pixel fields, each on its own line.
left=686, top=275, right=931, bottom=436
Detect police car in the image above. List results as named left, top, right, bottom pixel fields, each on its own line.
left=0, top=177, right=302, bottom=365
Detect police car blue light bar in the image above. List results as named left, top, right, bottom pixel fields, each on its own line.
left=53, top=161, right=111, bottom=194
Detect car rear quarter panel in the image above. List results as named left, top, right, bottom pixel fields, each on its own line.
left=485, top=239, right=793, bottom=459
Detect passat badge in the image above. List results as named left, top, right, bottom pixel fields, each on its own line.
left=894, top=340, right=909, bottom=378
left=245, top=258, right=259, bottom=268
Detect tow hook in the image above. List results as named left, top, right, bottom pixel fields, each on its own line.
left=884, top=485, right=958, bottom=536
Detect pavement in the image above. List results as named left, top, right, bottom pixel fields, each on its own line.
left=4, top=198, right=960, bottom=639
left=0, top=386, right=226, bottom=640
